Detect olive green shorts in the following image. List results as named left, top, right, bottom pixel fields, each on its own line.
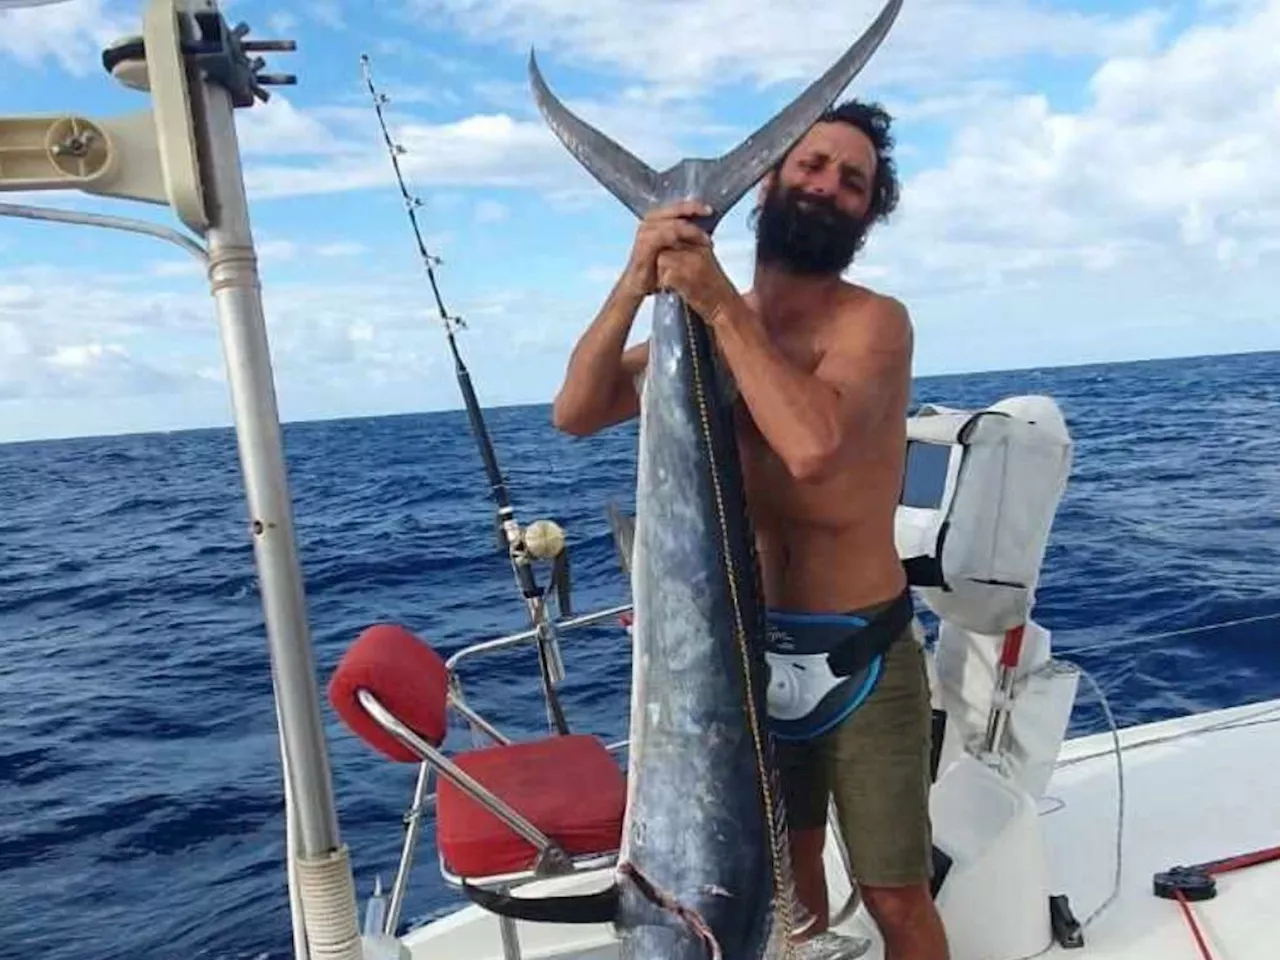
left=774, top=617, right=935, bottom=888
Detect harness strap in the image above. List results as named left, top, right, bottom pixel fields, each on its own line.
left=462, top=880, right=619, bottom=924
left=826, top=588, right=915, bottom=678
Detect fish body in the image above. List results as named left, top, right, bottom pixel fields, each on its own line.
left=616, top=283, right=788, bottom=959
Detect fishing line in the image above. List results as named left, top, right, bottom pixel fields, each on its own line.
left=678, top=296, right=798, bottom=955
left=359, top=54, right=571, bottom=737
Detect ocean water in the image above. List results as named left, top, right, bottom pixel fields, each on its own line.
left=3, top=350, right=1280, bottom=960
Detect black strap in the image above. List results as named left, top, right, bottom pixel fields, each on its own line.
left=929, top=708, right=948, bottom=783
left=825, top=589, right=914, bottom=679
left=902, top=554, right=945, bottom=588
left=462, top=880, right=620, bottom=925
left=901, top=519, right=951, bottom=588
left=930, top=845, right=954, bottom=900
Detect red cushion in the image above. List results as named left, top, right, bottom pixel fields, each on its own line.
left=328, top=624, right=449, bottom=762
left=436, top=734, right=625, bottom=879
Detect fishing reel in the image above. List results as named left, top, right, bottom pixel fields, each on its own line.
left=523, top=517, right=574, bottom=619
left=522, top=518, right=566, bottom=561
left=496, top=513, right=574, bottom=718
left=494, top=513, right=574, bottom=620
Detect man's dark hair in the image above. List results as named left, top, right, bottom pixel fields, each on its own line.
left=776, top=98, right=901, bottom=226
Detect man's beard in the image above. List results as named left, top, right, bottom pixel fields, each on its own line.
left=753, top=183, right=869, bottom=277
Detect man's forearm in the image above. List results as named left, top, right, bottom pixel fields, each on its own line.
left=709, top=300, right=854, bottom=480
left=552, top=280, right=646, bottom=432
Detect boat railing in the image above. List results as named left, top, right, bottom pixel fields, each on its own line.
left=374, top=598, right=635, bottom=935
left=444, top=600, right=634, bottom=747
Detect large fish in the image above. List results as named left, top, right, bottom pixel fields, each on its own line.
left=466, top=3, right=904, bottom=958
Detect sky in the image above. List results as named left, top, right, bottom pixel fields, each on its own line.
left=1, top=0, right=1277, bottom=443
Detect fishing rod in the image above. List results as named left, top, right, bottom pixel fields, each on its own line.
left=359, top=54, right=572, bottom=736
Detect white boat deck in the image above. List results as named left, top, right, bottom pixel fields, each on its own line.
left=401, top=696, right=1280, bottom=960
left=1029, top=696, right=1280, bottom=960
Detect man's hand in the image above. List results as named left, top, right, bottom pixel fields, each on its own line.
left=620, top=200, right=715, bottom=300
left=654, top=240, right=744, bottom=324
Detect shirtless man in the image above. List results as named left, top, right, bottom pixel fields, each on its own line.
left=551, top=100, right=949, bottom=960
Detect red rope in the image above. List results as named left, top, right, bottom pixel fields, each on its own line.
left=1204, top=845, right=1280, bottom=876
left=1168, top=844, right=1280, bottom=960
left=1173, top=890, right=1215, bottom=960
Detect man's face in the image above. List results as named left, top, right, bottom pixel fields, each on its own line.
left=754, top=121, right=878, bottom=276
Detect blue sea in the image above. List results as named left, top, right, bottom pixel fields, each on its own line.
left=4, top=350, right=1280, bottom=960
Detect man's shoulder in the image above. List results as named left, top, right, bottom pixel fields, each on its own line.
left=837, top=281, right=910, bottom=323
left=831, top=282, right=913, bottom=354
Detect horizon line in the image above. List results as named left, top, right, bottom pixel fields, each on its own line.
left=3, top=345, right=1278, bottom=448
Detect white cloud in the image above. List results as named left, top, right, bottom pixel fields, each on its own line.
left=268, top=11, right=298, bottom=35
left=0, top=0, right=131, bottom=75
left=234, top=94, right=360, bottom=157
left=257, top=238, right=299, bottom=261
left=4, top=0, right=1280, bottom=442
left=242, top=112, right=552, bottom=198
left=406, top=0, right=1167, bottom=94
left=142, top=238, right=364, bottom=280
left=238, top=84, right=726, bottom=200
left=0, top=250, right=587, bottom=422
left=227, top=41, right=746, bottom=199
left=0, top=320, right=188, bottom=403
left=317, top=241, right=367, bottom=257
left=149, top=259, right=202, bottom=278
left=474, top=199, right=509, bottom=222
left=858, top=0, right=1280, bottom=298
left=309, top=0, right=344, bottom=30
left=531, top=0, right=1280, bottom=371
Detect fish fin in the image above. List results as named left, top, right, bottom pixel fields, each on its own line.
left=768, top=931, right=875, bottom=960
left=460, top=880, right=620, bottom=925
left=701, top=0, right=904, bottom=216
left=605, top=501, right=636, bottom=578
left=766, top=744, right=811, bottom=941
left=528, top=51, right=661, bottom=218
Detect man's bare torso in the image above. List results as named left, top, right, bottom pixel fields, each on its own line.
left=734, top=284, right=908, bottom=614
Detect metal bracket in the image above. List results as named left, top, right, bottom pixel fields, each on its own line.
left=532, top=845, right=575, bottom=877
left=90, top=0, right=296, bottom=232
left=185, top=10, right=297, bottom=107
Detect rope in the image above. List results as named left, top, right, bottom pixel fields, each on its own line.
left=975, top=604, right=1280, bottom=960
left=1017, top=667, right=1280, bottom=960
left=1064, top=610, right=1280, bottom=655
left=992, top=657, right=1127, bottom=960
left=1058, top=661, right=1125, bottom=931
left=1174, top=891, right=1216, bottom=960
left=1167, top=846, right=1280, bottom=960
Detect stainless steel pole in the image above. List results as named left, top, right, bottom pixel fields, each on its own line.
left=191, top=48, right=341, bottom=859
left=167, top=6, right=362, bottom=956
